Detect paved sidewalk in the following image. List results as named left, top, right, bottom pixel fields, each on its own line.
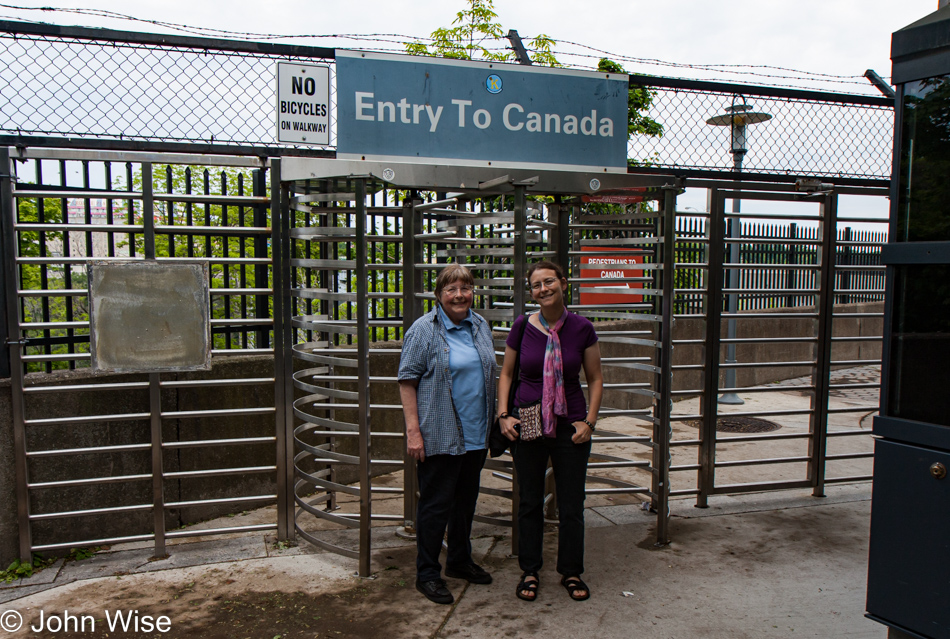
left=0, top=371, right=884, bottom=638
left=0, top=484, right=882, bottom=638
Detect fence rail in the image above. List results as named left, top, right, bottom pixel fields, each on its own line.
left=0, top=21, right=893, bottom=183
left=675, top=217, right=886, bottom=314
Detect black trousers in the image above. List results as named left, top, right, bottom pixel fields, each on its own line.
left=512, top=418, right=591, bottom=577
left=415, top=448, right=487, bottom=582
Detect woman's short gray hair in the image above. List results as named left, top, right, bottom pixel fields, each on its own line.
left=434, top=263, right=475, bottom=298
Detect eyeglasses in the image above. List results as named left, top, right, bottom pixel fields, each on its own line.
left=529, top=277, right=560, bottom=292
left=443, top=285, right=473, bottom=296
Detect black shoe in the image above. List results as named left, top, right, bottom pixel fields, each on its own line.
left=416, top=578, right=454, bottom=604
left=445, top=562, right=493, bottom=585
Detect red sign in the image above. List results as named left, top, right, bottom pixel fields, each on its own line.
left=579, top=247, right=644, bottom=305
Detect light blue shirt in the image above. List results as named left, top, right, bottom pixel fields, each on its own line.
left=437, top=305, right=489, bottom=451
left=398, top=307, right=496, bottom=457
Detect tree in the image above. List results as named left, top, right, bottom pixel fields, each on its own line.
left=597, top=58, right=663, bottom=141
left=405, top=0, right=558, bottom=66
left=406, top=1, right=663, bottom=155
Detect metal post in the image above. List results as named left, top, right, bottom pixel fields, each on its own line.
left=271, top=159, right=294, bottom=541
left=510, top=185, right=528, bottom=555
left=252, top=168, right=270, bottom=349
left=809, top=192, right=837, bottom=498
left=355, top=179, right=372, bottom=578
left=720, top=153, right=744, bottom=404
left=553, top=196, right=570, bottom=270
left=140, top=162, right=167, bottom=558
left=654, top=188, right=676, bottom=546
left=785, top=222, right=798, bottom=308
left=841, top=226, right=852, bottom=305
left=401, top=195, right=421, bottom=534
left=1, top=148, right=33, bottom=561
left=570, top=203, right=581, bottom=306
left=698, top=189, right=726, bottom=508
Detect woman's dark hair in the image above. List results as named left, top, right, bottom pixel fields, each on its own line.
left=434, top=263, right=475, bottom=298
left=526, top=260, right=567, bottom=283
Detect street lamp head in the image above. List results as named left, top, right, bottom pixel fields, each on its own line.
left=706, top=98, right=773, bottom=158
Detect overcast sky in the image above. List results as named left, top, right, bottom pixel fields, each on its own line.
left=0, top=0, right=940, bottom=92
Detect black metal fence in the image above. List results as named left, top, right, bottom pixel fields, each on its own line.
left=675, top=216, right=887, bottom=314
left=11, top=154, right=272, bottom=373
left=0, top=22, right=893, bottom=184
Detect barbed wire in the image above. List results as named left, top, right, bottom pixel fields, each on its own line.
left=0, top=2, right=887, bottom=93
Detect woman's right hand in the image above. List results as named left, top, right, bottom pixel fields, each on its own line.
left=407, top=428, right=426, bottom=462
left=500, top=415, right=521, bottom=441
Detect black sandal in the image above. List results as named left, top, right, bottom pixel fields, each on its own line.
left=561, top=575, right=590, bottom=601
left=516, top=571, right=539, bottom=602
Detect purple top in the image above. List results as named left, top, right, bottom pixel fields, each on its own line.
left=506, top=312, right=598, bottom=422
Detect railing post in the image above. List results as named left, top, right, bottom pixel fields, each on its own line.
left=354, top=179, right=372, bottom=578
left=510, top=184, right=528, bottom=555
left=810, top=192, right=838, bottom=498
left=270, top=159, right=295, bottom=542
left=785, top=222, right=797, bottom=308
left=401, top=194, right=421, bottom=536
left=1, top=147, right=32, bottom=561
left=252, top=167, right=270, bottom=349
left=698, top=189, right=726, bottom=509
left=654, top=187, right=676, bottom=546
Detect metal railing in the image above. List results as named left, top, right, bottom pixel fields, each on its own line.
left=669, top=186, right=885, bottom=505
left=2, top=147, right=284, bottom=559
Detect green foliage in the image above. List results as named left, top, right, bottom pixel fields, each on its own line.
left=117, top=164, right=272, bottom=350
left=405, top=0, right=559, bottom=66
left=68, top=546, right=99, bottom=561
left=597, top=58, right=663, bottom=141
left=406, top=0, right=508, bottom=62
left=1, top=554, right=54, bottom=582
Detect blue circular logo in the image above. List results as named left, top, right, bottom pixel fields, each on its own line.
left=486, top=74, right=502, bottom=94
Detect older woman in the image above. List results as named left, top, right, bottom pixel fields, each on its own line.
left=398, top=264, right=497, bottom=605
left=498, top=260, right=603, bottom=602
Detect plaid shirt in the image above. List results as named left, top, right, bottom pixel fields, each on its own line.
left=398, top=308, right=497, bottom=456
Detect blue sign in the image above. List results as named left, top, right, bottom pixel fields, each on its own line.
left=335, top=50, right=629, bottom=172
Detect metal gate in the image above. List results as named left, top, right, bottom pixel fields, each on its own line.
left=278, top=159, right=679, bottom=575
left=670, top=185, right=885, bottom=505
left=1, top=147, right=287, bottom=561
left=1, top=148, right=886, bottom=577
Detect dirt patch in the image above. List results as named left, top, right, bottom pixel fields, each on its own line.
left=15, top=547, right=441, bottom=639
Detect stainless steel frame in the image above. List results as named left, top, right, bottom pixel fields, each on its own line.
left=2, top=147, right=282, bottom=560
left=1, top=148, right=886, bottom=572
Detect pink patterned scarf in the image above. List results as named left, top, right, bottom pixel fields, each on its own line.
left=539, top=310, right=568, bottom=437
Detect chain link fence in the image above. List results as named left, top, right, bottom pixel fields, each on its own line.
left=628, top=77, right=894, bottom=182
left=0, top=22, right=893, bottom=182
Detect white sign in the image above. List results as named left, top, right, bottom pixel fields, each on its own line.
left=275, top=62, right=330, bottom=146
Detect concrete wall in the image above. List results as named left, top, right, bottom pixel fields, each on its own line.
left=0, top=302, right=883, bottom=567
left=0, top=356, right=276, bottom=567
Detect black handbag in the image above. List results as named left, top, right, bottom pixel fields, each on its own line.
left=489, top=315, right=528, bottom=458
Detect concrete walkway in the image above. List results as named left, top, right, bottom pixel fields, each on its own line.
left=0, top=484, right=882, bottom=638
left=0, top=369, right=884, bottom=638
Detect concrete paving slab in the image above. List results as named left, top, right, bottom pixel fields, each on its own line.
left=132, top=535, right=268, bottom=573
left=54, top=547, right=154, bottom=583
left=0, top=558, right=63, bottom=590
left=445, top=500, right=883, bottom=639
left=670, top=484, right=872, bottom=519
left=0, top=582, right=62, bottom=605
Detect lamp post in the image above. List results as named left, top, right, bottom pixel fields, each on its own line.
left=706, top=98, right=772, bottom=404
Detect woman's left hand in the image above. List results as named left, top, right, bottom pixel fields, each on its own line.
left=571, top=421, right=593, bottom=444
